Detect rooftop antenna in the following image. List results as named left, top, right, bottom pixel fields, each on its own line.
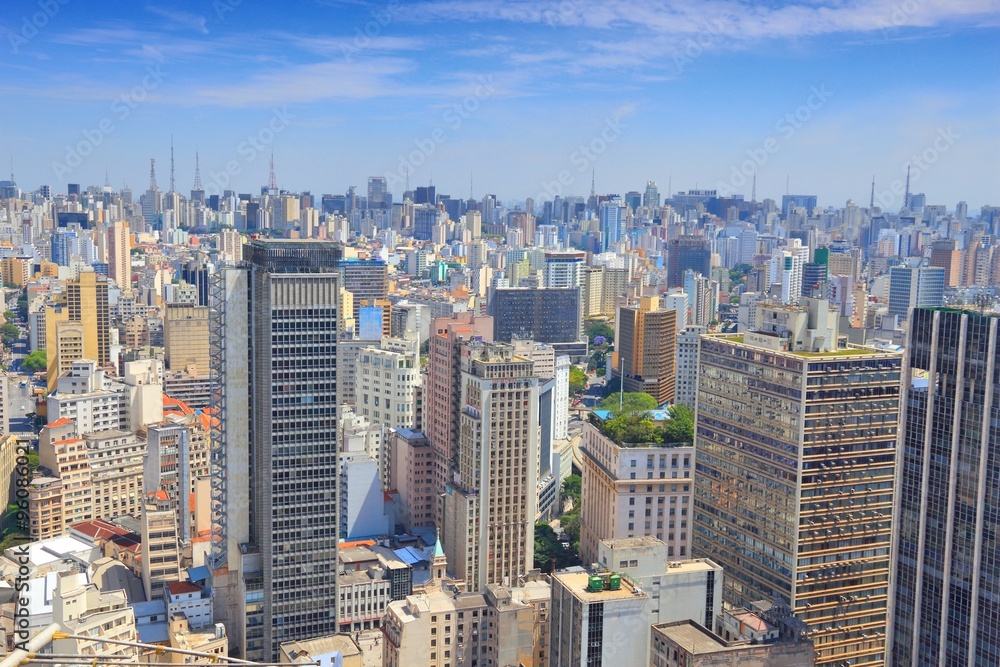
left=903, top=165, right=911, bottom=211
left=149, top=158, right=157, bottom=191
left=169, top=135, right=176, bottom=193
left=751, top=167, right=757, bottom=204
left=104, top=166, right=110, bottom=188
left=9, top=156, right=13, bottom=182
left=785, top=174, right=790, bottom=195
left=267, top=150, right=278, bottom=195
left=193, top=150, right=203, bottom=191
left=869, top=175, right=875, bottom=209
left=469, top=172, right=474, bottom=200
left=590, top=168, right=596, bottom=199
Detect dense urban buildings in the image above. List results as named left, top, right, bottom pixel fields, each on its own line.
left=0, top=137, right=995, bottom=667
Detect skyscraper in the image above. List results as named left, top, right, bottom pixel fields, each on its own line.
left=425, top=312, right=494, bottom=498
left=693, top=299, right=902, bottom=666
left=599, top=201, right=625, bottom=252
left=367, top=176, right=389, bottom=209
left=109, top=220, right=132, bottom=294
left=889, top=308, right=1000, bottom=666
left=210, top=239, right=342, bottom=661
left=490, top=287, right=583, bottom=347
left=441, top=341, right=538, bottom=590
left=887, top=266, right=945, bottom=320
left=615, top=297, right=677, bottom=407
left=45, top=271, right=110, bottom=392
left=667, top=236, right=711, bottom=288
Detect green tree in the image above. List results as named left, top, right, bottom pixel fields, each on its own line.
left=3, top=310, right=15, bottom=323
left=585, top=320, right=614, bottom=344
left=661, top=404, right=695, bottom=444
left=569, top=366, right=587, bottom=395
left=599, top=392, right=658, bottom=413
left=0, top=323, right=18, bottom=347
left=560, top=511, right=581, bottom=552
left=22, top=349, right=46, bottom=372
left=534, top=523, right=578, bottom=572
left=561, top=474, right=581, bottom=504
left=599, top=411, right=663, bottom=445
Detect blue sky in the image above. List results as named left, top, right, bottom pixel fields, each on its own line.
left=1, top=0, right=998, bottom=210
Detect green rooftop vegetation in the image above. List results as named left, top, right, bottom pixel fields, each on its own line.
left=589, top=403, right=694, bottom=446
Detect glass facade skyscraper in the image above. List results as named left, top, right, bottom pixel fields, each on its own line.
left=889, top=307, right=1000, bottom=666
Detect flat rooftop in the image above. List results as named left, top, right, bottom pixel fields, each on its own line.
left=555, top=570, right=645, bottom=603
left=653, top=621, right=737, bottom=654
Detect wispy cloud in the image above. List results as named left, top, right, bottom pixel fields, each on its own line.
left=144, top=5, right=210, bottom=35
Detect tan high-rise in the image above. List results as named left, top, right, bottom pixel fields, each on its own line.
left=615, top=297, right=677, bottom=406
left=163, top=304, right=210, bottom=374
left=45, top=271, right=110, bottom=391
left=109, top=220, right=132, bottom=293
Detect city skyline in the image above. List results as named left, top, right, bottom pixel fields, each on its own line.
left=1, top=0, right=998, bottom=208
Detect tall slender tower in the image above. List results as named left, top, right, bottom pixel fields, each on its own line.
left=441, top=341, right=538, bottom=591
left=889, top=307, right=1000, bottom=666
left=210, top=239, right=342, bottom=662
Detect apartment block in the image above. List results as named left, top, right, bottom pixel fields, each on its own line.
left=579, top=415, right=694, bottom=565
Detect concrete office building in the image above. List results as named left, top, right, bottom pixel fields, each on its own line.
left=210, top=240, right=342, bottom=661
left=889, top=308, right=1000, bottom=666
left=675, top=325, right=706, bottom=409
left=693, top=299, right=903, bottom=666
left=354, top=336, right=420, bottom=430
left=45, top=271, right=110, bottom=391
left=441, top=341, right=538, bottom=591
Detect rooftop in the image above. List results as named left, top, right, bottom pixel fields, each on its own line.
left=554, top=569, right=645, bottom=603
left=653, top=621, right=736, bottom=654
left=717, top=335, right=895, bottom=358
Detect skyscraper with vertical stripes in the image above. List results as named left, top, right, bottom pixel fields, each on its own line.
left=889, top=307, right=1000, bottom=666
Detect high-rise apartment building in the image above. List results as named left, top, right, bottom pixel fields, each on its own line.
left=163, top=304, right=210, bottom=374
left=109, top=220, right=132, bottom=293
left=441, top=341, right=538, bottom=591
left=889, top=308, right=1000, bottom=666
left=544, top=251, right=586, bottom=289
left=354, top=336, right=420, bottom=430
left=693, top=299, right=902, bottom=666
left=599, top=201, right=626, bottom=252
left=210, top=240, right=342, bottom=661
left=615, top=297, right=677, bottom=407
left=339, top=258, right=389, bottom=335
left=929, top=239, right=962, bottom=287
left=425, top=313, right=494, bottom=497
left=887, top=266, right=945, bottom=320
left=45, top=271, right=110, bottom=391
left=675, top=325, right=706, bottom=409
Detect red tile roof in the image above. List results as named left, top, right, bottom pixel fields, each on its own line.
left=166, top=581, right=202, bottom=595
